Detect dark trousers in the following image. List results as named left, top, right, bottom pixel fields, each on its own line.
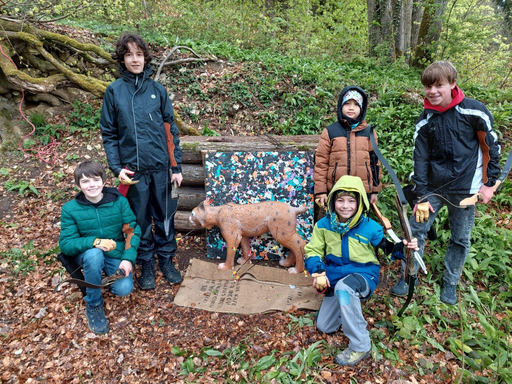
left=126, top=169, right=178, bottom=263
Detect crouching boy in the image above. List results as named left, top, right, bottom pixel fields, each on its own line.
left=59, top=161, right=141, bottom=334
left=305, top=175, right=418, bottom=366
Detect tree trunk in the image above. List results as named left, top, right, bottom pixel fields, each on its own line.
left=412, top=0, right=449, bottom=67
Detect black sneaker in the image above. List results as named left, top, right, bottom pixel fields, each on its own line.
left=440, top=283, right=457, bottom=305
left=85, top=303, right=109, bottom=335
left=138, top=258, right=156, bottom=290
left=160, top=259, right=182, bottom=284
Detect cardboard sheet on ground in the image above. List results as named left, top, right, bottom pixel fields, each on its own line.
left=174, top=259, right=323, bottom=314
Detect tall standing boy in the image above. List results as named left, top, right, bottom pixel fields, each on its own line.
left=391, top=61, right=501, bottom=304
left=101, top=33, right=183, bottom=290
left=59, top=161, right=141, bottom=334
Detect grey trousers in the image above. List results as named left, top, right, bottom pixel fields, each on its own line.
left=409, top=194, right=475, bottom=286
left=316, top=274, right=371, bottom=352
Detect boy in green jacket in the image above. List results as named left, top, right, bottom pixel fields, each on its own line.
left=59, top=161, right=141, bottom=335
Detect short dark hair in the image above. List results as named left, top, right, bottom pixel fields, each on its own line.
left=74, top=161, right=107, bottom=186
left=421, top=61, right=458, bottom=86
left=112, top=33, right=153, bottom=65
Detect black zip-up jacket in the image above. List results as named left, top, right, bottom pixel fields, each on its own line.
left=100, top=64, right=182, bottom=177
left=411, top=95, right=501, bottom=199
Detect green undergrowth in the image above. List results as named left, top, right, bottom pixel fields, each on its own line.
left=7, top=17, right=512, bottom=383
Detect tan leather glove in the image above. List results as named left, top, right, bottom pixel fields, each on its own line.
left=119, top=174, right=139, bottom=186
left=93, top=238, right=117, bottom=252
left=312, top=272, right=327, bottom=291
left=415, top=202, right=430, bottom=223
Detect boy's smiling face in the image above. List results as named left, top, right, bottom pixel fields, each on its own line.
left=79, top=175, right=105, bottom=203
left=424, top=78, right=456, bottom=108
left=334, top=194, right=358, bottom=222
left=123, top=42, right=145, bottom=74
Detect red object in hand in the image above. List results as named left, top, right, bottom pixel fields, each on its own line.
left=118, top=167, right=131, bottom=197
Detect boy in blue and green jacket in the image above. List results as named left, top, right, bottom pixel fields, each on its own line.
left=59, top=161, right=141, bottom=335
left=305, top=175, right=417, bottom=366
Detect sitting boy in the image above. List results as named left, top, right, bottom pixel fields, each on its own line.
left=59, top=161, right=141, bottom=335
left=305, top=175, right=418, bottom=366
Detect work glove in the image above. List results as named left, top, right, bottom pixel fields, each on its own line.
left=93, top=238, right=116, bottom=252
left=414, top=201, right=432, bottom=223
left=312, top=271, right=328, bottom=292
left=119, top=174, right=139, bottom=186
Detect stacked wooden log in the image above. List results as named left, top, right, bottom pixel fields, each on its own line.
left=175, top=134, right=320, bottom=234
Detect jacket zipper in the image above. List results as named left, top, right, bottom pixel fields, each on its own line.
left=95, top=208, right=103, bottom=238
left=132, top=74, right=143, bottom=171
left=347, top=135, right=351, bottom=175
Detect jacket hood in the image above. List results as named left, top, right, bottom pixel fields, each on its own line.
left=337, top=85, right=368, bottom=127
left=327, top=175, right=369, bottom=225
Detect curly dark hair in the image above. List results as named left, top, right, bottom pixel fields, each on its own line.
left=112, top=33, right=153, bottom=65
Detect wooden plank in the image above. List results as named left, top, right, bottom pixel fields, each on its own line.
left=180, top=134, right=319, bottom=163
left=181, top=164, right=206, bottom=187
left=175, top=210, right=204, bottom=234
left=176, top=186, right=206, bottom=211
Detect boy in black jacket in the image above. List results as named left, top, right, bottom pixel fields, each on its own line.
left=100, top=33, right=183, bottom=290
left=391, top=61, right=501, bottom=304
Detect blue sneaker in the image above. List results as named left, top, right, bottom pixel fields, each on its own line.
left=86, top=304, right=109, bottom=335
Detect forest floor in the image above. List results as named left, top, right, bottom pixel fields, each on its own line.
left=0, top=28, right=497, bottom=383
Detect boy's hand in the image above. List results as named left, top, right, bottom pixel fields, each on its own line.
left=312, top=271, right=330, bottom=292
left=478, top=185, right=494, bottom=204
left=413, top=201, right=434, bottom=223
left=119, top=169, right=139, bottom=185
left=171, top=172, right=183, bottom=187
left=315, top=194, right=327, bottom=208
left=404, top=238, right=419, bottom=251
left=370, top=194, right=378, bottom=205
left=94, top=238, right=116, bottom=252
left=119, top=260, right=133, bottom=277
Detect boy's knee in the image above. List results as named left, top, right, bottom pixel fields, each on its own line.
left=82, top=248, right=104, bottom=267
left=111, top=277, right=133, bottom=297
left=316, top=318, right=338, bottom=334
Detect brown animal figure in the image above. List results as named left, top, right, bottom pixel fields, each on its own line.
left=189, top=200, right=307, bottom=273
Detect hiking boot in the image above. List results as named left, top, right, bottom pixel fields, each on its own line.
left=160, top=259, right=182, bottom=284
left=334, top=347, right=371, bottom=366
left=85, top=303, right=109, bottom=335
left=391, top=277, right=418, bottom=296
left=138, top=258, right=155, bottom=290
left=440, top=283, right=457, bottom=305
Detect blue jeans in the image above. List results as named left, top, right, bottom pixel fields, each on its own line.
left=409, top=194, right=475, bottom=286
left=75, top=248, right=133, bottom=307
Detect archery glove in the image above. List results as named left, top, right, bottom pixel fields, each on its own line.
left=93, top=238, right=116, bottom=252
left=415, top=202, right=430, bottom=223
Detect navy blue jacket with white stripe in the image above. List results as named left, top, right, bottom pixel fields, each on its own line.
left=411, top=87, right=501, bottom=200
